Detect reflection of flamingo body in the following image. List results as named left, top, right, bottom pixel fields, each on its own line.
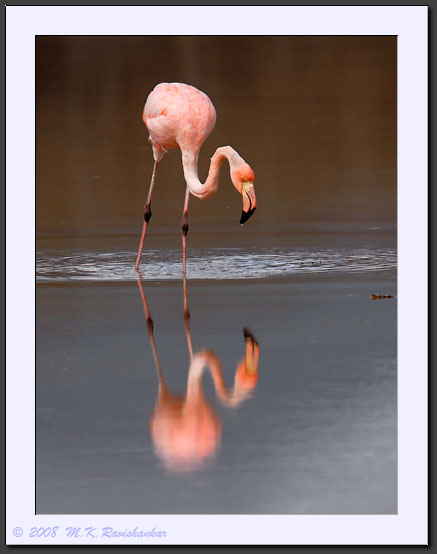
left=135, top=82, right=257, bottom=271
left=137, top=277, right=260, bottom=472
left=150, top=352, right=222, bottom=471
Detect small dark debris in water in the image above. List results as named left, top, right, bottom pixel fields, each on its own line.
left=199, top=267, right=206, bottom=270
left=371, top=294, right=395, bottom=300
left=300, top=260, right=322, bottom=267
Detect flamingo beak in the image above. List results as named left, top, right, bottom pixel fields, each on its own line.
left=240, top=182, right=256, bottom=225
left=234, top=327, right=260, bottom=392
left=243, top=328, right=260, bottom=371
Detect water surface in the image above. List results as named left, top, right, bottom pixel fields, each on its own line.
left=37, top=272, right=396, bottom=514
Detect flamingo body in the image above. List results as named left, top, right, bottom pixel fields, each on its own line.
left=143, top=82, right=216, bottom=159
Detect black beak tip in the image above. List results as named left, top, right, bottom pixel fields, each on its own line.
left=240, top=207, right=256, bottom=225
left=243, top=327, right=259, bottom=345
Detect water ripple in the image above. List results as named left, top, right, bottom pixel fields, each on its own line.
left=36, top=247, right=397, bottom=282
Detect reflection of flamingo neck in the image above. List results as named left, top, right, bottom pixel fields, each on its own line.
left=186, top=355, right=211, bottom=404
left=187, top=351, right=253, bottom=408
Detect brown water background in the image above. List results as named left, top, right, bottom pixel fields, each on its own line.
left=36, top=36, right=397, bottom=514
left=36, top=36, right=396, bottom=244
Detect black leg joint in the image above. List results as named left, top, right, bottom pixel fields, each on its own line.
left=146, top=317, right=154, bottom=334
left=144, top=204, right=152, bottom=223
left=181, top=222, right=189, bottom=236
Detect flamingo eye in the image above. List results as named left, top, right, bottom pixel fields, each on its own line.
left=241, top=180, right=254, bottom=193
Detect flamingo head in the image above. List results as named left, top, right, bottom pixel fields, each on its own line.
left=235, top=328, right=260, bottom=390
left=230, top=165, right=257, bottom=224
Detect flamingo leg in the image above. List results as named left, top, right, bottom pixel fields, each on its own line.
left=136, top=274, right=166, bottom=390
left=183, top=272, right=191, bottom=321
left=181, top=185, right=190, bottom=278
left=184, top=297, right=194, bottom=359
left=181, top=185, right=191, bottom=324
left=182, top=271, right=193, bottom=358
left=135, top=160, right=159, bottom=271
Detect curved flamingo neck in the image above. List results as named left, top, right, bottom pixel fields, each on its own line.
left=181, top=146, right=245, bottom=199
left=186, top=351, right=246, bottom=407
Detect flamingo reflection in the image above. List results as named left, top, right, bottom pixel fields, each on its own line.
left=137, top=276, right=260, bottom=472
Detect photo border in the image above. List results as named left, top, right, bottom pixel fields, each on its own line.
left=6, top=5, right=428, bottom=545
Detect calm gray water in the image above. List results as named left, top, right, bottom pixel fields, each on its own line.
left=37, top=268, right=396, bottom=514
left=36, top=36, right=397, bottom=514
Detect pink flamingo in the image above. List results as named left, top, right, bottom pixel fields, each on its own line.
left=135, top=82, right=257, bottom=272
left=137, top=275, right=260, bottom=472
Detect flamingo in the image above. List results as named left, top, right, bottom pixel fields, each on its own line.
left=137, top=275, right=260, bottom=472
left=135, top=82, right=257, bottom=272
